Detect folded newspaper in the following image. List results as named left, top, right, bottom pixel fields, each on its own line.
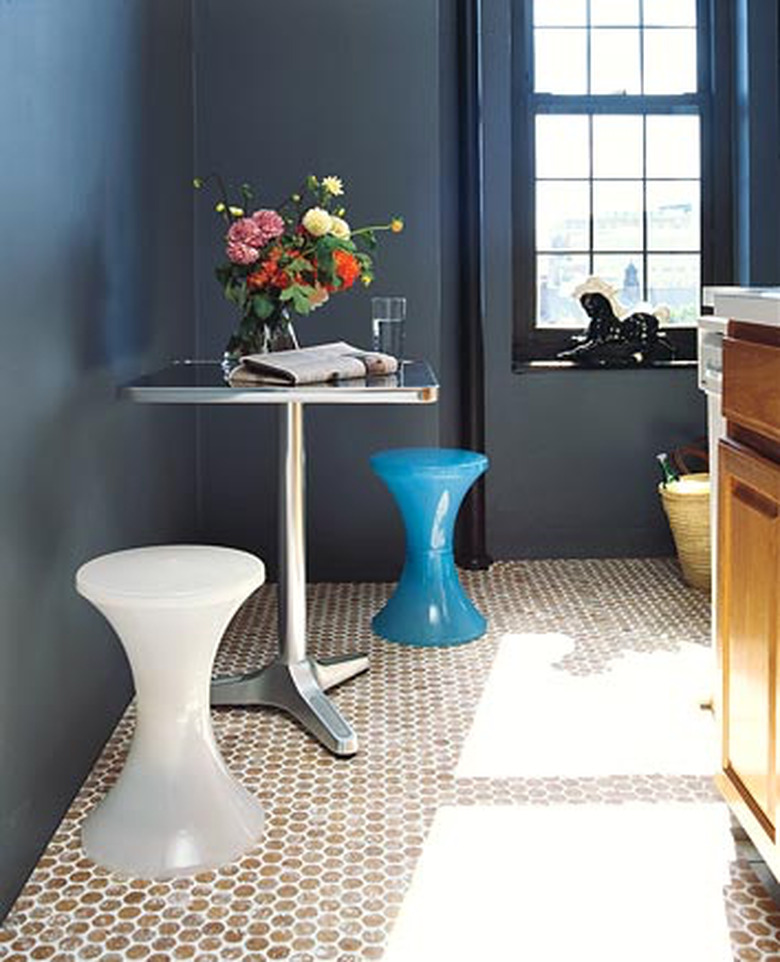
left=228, top=341, right=399, bottom=386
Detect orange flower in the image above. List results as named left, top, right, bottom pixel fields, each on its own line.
left=247, top=266, right=270, bottom=290
left=333, top=248, right=360, bottom=290
left=247, top=247, right=285, bottom=290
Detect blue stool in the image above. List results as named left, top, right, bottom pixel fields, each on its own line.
left=370, top=447, right=489, bottom=646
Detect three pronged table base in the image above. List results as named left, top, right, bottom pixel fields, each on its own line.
left=122, top=361, right=438, bottom=758
left=211, top=652, right=369, bottom=756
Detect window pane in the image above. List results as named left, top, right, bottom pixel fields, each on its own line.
left=593, top=181, right=643, bottom=251
left=590, top=29, right=641, bottom=94
left=646, top=116, right=700, bottom=178
left=643, top=0, right=696, bottom=27
left=592, top=115, right=643, bottom=178
left=644, top=29, right=697, bottom=94
left=536, top=181, right=590, bottom=250
left=534, top=29, right=588, bottom=93
left=537, top=254, right=590, bottom=327
left=592, top=254, right=644, bottom=311
left=536, top=115, right=590, bottom=178
left=591, top=0, right=639, bottom=26
left=534, top=0, right=587, bottom=26
left=647, top=254, right=700, bottom=324
left=647, top=181, right=700, bottom=251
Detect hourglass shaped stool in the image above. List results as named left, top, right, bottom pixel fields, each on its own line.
left=371, top=448, right=489, bottom=646
left=76, top=545, right=266, bottom=878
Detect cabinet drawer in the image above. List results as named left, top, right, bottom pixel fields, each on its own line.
left=723, top=337, right=780, bottom=442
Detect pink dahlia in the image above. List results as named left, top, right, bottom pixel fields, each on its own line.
left=226, top=241, right=260, bottom=265
left=226, top=216, right=265, bottom=248
left=251, top=208, right=285, bottom=245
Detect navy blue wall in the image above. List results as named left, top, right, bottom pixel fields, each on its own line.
left=0, top=0, right=196, bottom=919
left=734, top=0, right=780, bottom=284
left=193, top=0, right=713, bottom=575
left=193, top=0, right=446, bottom=582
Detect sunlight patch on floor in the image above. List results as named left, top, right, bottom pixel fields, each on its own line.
left=455, top=633, right=717, bottom=778
left=383, top=803, right=735, bottom=962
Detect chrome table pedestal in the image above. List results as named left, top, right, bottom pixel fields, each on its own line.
left=122, top=360, right=438, bottom=756
left=210, top=403, right=368, bottom=755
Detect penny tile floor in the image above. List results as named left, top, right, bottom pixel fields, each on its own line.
left=1, top=559, right=779, bottom=960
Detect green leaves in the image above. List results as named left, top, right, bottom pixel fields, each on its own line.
left=240, top=182, right=254, bottom=208
left=250, top=293, right=275, bottom=319
left=354, top=250, right=373, bottom=277
left=287, top=256, right=313, bottom=274
left=313, top=236, right=336, bottom=286
left=280, top=283, right=317, bottom=315
left=215, top=264, right=232, bottom=285
left=217, top=269, right=248, bottom=311
left=353, top=229, right=377, bottom=252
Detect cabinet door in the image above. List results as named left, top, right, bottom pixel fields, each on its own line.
left=719, top=441, right=780, bottom=834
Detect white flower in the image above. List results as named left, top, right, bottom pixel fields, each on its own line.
left=322, top=175, right=344, bottom=197
left=302, top=207, right=333, bottom=237
left=309, top=284, right=330, bottom=310
left=330, top=215, right=351, bottom=240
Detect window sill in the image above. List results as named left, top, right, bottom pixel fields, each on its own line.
left=512, top=359, right=698, bottom=374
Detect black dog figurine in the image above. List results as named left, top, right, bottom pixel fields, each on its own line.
left=558, top=289, right=675, bottom=368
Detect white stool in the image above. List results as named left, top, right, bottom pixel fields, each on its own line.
left=76, top=545, right=266, bottom=878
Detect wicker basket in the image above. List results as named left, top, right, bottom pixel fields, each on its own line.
left=658, top=472, right=711, bottom=590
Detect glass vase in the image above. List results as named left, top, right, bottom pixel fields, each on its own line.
left=222, top=305, right=299, bottom=374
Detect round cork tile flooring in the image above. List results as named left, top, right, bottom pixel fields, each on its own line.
left=1, top=559, right=778, bottom=960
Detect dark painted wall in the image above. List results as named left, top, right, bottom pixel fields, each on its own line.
left=193, top=0, right=711, bottom=575
left=193, top=0, right=446, bottom=582
left=734, top=0, right=780, bottom=284
left=0, top=0, right=196, bottom=919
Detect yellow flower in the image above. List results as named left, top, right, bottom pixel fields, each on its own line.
left=302, top=207, right=333, bottom=236
left=361, top=275, right=373, bottom=287
left=330, top=215, right=351, bottom=240
left=322, top=175, right=344, bottom=197
left=391, top=217, right=404, bottom=233
left=215, top=202, right=244, bottom=216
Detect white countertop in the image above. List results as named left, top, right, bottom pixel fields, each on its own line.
left=703, top=286, right=780, bottom=327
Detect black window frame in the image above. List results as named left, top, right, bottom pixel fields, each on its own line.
left=512, top=0, right=734, bottom=365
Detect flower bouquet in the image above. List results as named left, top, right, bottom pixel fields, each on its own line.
left=194, top=173, right=403, bottom=364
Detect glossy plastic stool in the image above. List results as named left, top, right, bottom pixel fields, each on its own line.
left=76, top=545, right=266, bottom=878
left=371, top=448, right=489, bottom=646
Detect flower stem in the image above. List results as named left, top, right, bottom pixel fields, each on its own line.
left=351, top=223, right=395, bottom=235
left=197, top=172, right=236, bottom=224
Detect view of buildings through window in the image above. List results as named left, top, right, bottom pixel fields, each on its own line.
left=532, top=0, right=702, bottom=329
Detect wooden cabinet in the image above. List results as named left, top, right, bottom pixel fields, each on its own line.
left=716, top=321, right=780, bottom=877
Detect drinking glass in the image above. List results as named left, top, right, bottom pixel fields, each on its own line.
left=371, top=297, right=407, bottom=359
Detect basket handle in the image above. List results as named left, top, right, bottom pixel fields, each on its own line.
left=671, top=438, right=709, bottom=476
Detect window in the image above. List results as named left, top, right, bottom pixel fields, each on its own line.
left=513, top=0, right=732, bottom=363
